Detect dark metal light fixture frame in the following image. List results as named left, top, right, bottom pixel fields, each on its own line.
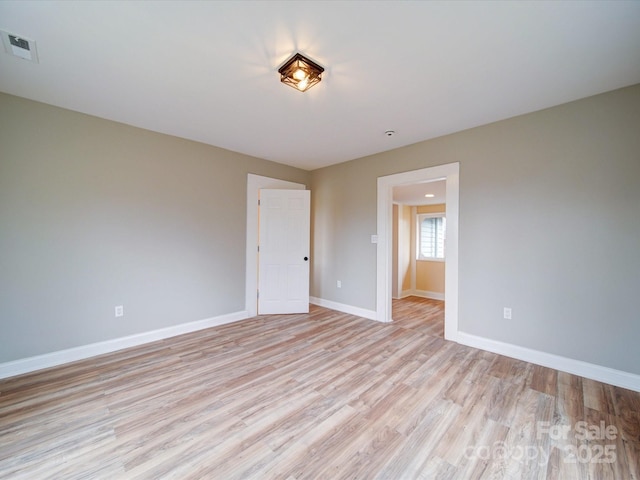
left=278, top=52, right=324, bottom=92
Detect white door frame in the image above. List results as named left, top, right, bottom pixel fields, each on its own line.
left=377, top=163, right=460, bottom=341
left=246, top=174, right=305, bottom=317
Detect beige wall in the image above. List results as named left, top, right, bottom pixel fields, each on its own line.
left=415, top=203, right=446, bottom=295
left=311, top=84, right=640, bottom=374
left=0, top=93, right=310, bottom=363
left=392, top=204, right=412, bottom=298
left=417, top=204, right=445, bottom=215
left=392, top=205, right=399, bottom=298
left=416, top=261, right=445, bottom=294
left=398, top=205, right=412, bottom=295
left=3, top=84, right=640, bottom=378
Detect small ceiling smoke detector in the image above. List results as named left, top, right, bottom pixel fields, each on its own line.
left=1, top=30, right=39, bottom=63
left=385, top=130, right=395, bottom=137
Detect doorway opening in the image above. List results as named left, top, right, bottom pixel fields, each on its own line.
left=376, top=163, right=459, bottom=342
left=392, top=296, right=445, bottom=338
left=392, top=179, right=446, bottom=336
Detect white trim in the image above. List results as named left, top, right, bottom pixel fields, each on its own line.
left=246, top=174, right=305, bottom=317
left=397, top=289, right=444, bottom=301
left=457, top=332, right=640, bottom=393
left=309, top=296, right=379, bottom=322
left=417, top=257, right=446, bottom=263
left=412, top=290, right=445, bottom=301
left=410, top=206, right=417, bottom=292
left=377, top=163, right=460, bottom=340
left=0, top=310, right=249, bottom=380
left=418, top=212, right=446, bottom=217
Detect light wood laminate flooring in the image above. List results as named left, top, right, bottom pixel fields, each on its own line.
left=1, top=297, right=639, bottom=479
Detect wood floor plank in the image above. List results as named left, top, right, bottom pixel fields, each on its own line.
left=1, top=297, right=638, bottom=479
left=529, top=364, right=559, bottom=397
left=380, top=397, right=461, bottom=478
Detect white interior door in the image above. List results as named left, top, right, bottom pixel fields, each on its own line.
left=258, top=189, right=310, bottom=314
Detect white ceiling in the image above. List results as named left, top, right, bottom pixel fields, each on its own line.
left=1, top=1, right=639, bottom=171
left=394, top=180, right=446, bottom=206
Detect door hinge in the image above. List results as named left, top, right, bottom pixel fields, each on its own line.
left=257, top=290, right=259, bottom=299
left=257, top=245, right=260, bottom=252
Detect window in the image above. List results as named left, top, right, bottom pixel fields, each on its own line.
left=418, top=214, right=446, bottom=260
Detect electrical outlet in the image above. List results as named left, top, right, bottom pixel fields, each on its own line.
left=115, top=305, right=124, bottom=318
left=503, top=307, right=512, bottom=320
left=337, top=280, right=342, bottom=288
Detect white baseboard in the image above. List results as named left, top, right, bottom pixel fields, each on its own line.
left=412, top=289, right=445, bottom=301
left=0, top=310, right=250, bottom=380
left=7, top=307, right=635, bottom=393
left=457, top=332, right=640, bottom=393
left=309, top=297, right=379, bottom=322
left=397, top=289, right=445, bottom=301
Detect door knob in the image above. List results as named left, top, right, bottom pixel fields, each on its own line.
left=304, top=257, right=309, bottom=261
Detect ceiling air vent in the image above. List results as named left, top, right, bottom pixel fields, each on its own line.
left=1, top=30, right=39, bottom=63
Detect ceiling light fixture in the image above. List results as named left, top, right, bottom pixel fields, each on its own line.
left=278, top=53, right=324, bottom=92
left=424, top=194, right=435, bottom=198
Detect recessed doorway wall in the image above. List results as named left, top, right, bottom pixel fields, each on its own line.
left=393, top=181, right=446, bottom=301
